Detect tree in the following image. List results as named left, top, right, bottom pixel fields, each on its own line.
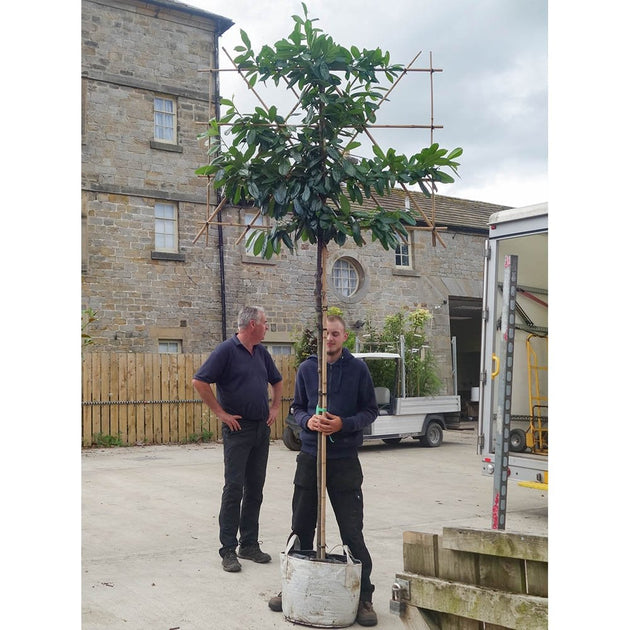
left=196, top=3, right=462, bottom=558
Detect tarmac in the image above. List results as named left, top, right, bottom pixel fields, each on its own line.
left=81, top=426, right=548, bottom=630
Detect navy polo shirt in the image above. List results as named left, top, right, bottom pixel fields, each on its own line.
left=194, top=334, right=282, bottom=422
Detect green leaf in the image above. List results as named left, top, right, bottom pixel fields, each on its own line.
left=240, top=29, right=251, bottom=48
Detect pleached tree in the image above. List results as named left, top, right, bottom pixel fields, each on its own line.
left=196, top=3, right=462, bottom=558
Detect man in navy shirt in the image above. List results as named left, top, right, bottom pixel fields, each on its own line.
left=193, top=305, right=282, bottom=573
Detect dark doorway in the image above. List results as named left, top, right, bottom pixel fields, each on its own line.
left=448, top=296, right=482, bottom=419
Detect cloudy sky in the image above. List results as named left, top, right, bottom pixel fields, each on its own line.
left=192, top=0, right=548, bottom=208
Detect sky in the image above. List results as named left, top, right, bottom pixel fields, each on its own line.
left=192, top=0, right=548, bottom=208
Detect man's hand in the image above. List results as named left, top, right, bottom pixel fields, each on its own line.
left=307, top=411, right=342, bottom=435
left=220, top=412, right=243, bottom=432
left=266, top=406, right=280, bottom=427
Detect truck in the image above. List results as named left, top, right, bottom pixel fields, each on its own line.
left=281, top=346, right=461, bottom=451
left=477, top=202, right=548, bottom=486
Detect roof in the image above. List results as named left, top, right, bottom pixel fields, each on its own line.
left=142, top=0, right=234, bottom=35
left=352, top=188, right=511, bottom=232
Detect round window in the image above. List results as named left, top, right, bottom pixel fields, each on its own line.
left=331, top=258, right=359, bottom=297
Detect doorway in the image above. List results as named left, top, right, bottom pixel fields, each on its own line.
left=448, top=296, right=482, bottom=419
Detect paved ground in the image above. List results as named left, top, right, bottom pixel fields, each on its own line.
left=82, top=428, right=547, bottom=630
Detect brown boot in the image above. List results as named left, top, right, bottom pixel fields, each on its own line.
left=356, top=600, right=377, bottom=626
left=268, top=592, right=282, bottom=612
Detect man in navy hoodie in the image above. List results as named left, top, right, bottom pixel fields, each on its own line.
left=269, top=315, right=379, bottom=626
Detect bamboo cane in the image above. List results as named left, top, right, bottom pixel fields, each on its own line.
left=316, top=243, right=328, bottom=560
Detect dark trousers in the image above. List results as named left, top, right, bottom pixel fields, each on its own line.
left=291, top=451, right=375, bottom=602
left=219, top=421, right=270, bottom=556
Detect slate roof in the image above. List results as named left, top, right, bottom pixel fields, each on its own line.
left=353, top=188, right=511, bottom=233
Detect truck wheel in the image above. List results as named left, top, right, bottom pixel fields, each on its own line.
left=382, top=437, right=402, bottom=445
left=282, top=425, right=301, bottom=451
left=509, top=429, right=527, bottom=452
left=420, top=421, right=443, bottom=447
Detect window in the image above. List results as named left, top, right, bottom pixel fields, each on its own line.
left=154, top=97, right=176, bottom=143
left=158, top=340, right=181, bottom=353
left=332, top=258, right=359, bottom=297
left=395, top=243, right=410, bottom=268
left=244, top=211, right=264, bottom=256
left=155, top=202, right=178, bottom=252
left=265, top=343, right=293, bottom=356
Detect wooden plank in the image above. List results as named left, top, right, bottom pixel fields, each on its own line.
left=438, top=544, right=479, bottom=584
left=177, top=354, right=187, bottom=442
left=135, top=353, right=146, bottom=444
left=160, top=354, right=170, bottom=443
left=169, top=354, right=179, bottom=442
left=441, top=612, right=483, bottom=630
left=126, top=353, right=137, bottom=445
left=524, top=560, right=548, bottom=597
left=442, top=527, right=548, bottom=562
left=117, top=353, right=128, bottom=444
left=398, top=604, right=441, bottom=630
left=478, top=555, right=526, bottom=593
left=90, top=353, right=103, bottom=442
left=403, top=531, right=439, bottom=576
left=82, top=355, right=92, bottom=446
left=184, top=354, right=194, bottom=440
left=152, top=353, right=162, bottom=443
left=398, top=572, right=547, bottom=630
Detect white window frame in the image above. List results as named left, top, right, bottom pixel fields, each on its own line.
left=265, top=343, right=293, bottom=356
left=395, top=242, right=411, bottom=268
left=332, top=258, right=359, bottom=297
left=158, top=340, right=182, bottom=354
left=154, top=202, right=178, bottom=252
left=154, top=97, right=177, bottom=144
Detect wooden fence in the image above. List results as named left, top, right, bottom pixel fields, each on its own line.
left=81, top=352, right=297, bottom=447
left=392, top=527, right=548, bottom=629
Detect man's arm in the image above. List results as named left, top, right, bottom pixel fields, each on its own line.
left=192, top=378, right=242, bottom=431
left=266, top=380, right=283, bottom=426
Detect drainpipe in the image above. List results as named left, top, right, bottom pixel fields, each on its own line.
left=213, top=32, right=227, bottom=341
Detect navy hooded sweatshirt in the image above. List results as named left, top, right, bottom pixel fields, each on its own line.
left=293, top=348, right=378, bottom=459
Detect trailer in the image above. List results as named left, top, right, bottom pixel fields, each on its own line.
left=282, top=350, right=461, bottom=450
left=477, top=202, right=548, bottom=489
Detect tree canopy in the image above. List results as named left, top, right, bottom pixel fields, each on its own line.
left=196, top=3, right=462, bottom=258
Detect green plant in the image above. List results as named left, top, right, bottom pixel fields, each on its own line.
left=82, top=308, right=97, bottom=350
left=362, top=307, right=441, bottom=396
left=93, top=432, right=123, bottom=447
left=187, top=427, right=214, bottom=443
left=292, top=306, right=355, bottom=366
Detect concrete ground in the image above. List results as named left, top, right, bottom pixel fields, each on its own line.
left=82, top=427, right=548, bottom=630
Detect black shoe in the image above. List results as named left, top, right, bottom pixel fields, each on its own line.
left=356, top=600, right=377, bottom=626
left=237, top=544, right=271, bottom=564
left=222, top=549, right=241, bottom=572
left=268, top=592, right=282, bottom=612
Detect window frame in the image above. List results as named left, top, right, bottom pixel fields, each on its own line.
left=158, top=339, right=182, bottom=354
left=395, top=241, right=411, bottom=269
left=153, top=96, right=177, bottom=145
left=154, top=202, right=179, bottom=253
left=331, top=258, right=360, bottom=298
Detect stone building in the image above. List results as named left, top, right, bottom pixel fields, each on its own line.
left=81, top=0, right=509, bottom=400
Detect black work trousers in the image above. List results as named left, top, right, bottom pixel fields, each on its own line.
left=291, top=451, right=375, bottom=602
left=219, top=420, right=270, bottom=556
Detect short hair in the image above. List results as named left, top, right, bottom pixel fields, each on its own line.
left=326, top=314, right=346, bottom=331
left=237, top=305, right=264, bottom=329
